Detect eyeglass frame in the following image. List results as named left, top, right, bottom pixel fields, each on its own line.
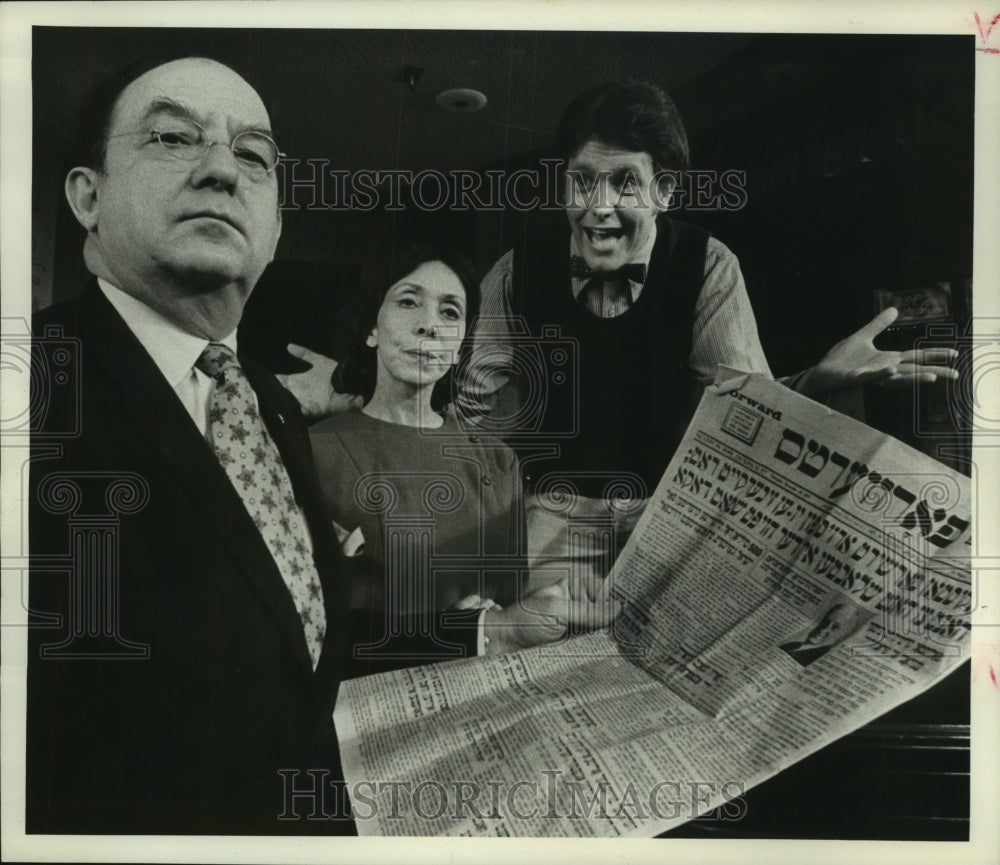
left=105, top=116, right=286, bottom=177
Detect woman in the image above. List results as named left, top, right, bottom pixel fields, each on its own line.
left=310, top=243, right=524, bottom=667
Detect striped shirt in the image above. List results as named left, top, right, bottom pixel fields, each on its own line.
left=456, top=232, right=783, bottom=421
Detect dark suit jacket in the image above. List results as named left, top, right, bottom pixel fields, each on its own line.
left=779, top=640, right=832, bottom=667
left=26, top=285, right=477, bottom=835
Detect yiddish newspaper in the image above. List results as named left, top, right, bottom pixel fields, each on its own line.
left=334, top=374, right=971, bottom=836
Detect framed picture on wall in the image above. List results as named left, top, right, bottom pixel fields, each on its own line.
left=875, top=282, right=953, bottom=324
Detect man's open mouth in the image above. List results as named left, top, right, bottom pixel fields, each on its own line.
left=584, top=227, right=624, bottom=242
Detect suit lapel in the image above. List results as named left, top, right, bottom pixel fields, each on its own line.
left=76, top=287, right=316, bottom=674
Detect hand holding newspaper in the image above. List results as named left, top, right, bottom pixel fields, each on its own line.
left=334, top=374, right=971, bottom=836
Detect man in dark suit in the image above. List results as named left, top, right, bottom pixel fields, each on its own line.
left=27, top=55, right=616, bottom=836
left=779, top=603, right=861, bottom=668
left=26, top=54, right=356, bottom=836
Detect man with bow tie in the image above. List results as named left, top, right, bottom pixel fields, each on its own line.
left=280, top=79, right=957, bottom=573
left=460, top=84, right=723, bottom=502
left=449, top=80, right=959, bottom=572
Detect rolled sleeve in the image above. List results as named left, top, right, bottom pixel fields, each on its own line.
left=689, top=238, right=773, bottom=384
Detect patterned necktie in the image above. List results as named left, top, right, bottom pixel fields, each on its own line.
left=197, top=343, right=325, bottom=669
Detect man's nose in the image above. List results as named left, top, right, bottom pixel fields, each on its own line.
left=190, top=141, right=241, bottom=190
left=589, top=176, right=615, bottom=215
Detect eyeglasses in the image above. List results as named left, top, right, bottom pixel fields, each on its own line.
left=109, top=116, right=284, bottom=177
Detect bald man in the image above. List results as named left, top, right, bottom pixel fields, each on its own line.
left=27, top=55, right=617, bottom=835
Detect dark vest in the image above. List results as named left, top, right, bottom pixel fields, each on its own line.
left=507, top=217, right=708, bottom=499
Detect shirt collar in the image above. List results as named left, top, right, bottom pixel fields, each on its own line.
left=97, top=278, right=238, bottom=388
left=568, top=222, right=658, bottom=300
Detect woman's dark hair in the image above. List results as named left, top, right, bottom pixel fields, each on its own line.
left=555, top=79, right=690, bottom=173
left=333, top=242, right=480, bottom=412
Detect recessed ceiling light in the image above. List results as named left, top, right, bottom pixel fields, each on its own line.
left=435, top=88, right=487, bottom=113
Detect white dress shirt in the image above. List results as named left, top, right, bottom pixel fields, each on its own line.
left=98, top=278, right=236, bottom=437
left=97, top=278, right=321, bottom=562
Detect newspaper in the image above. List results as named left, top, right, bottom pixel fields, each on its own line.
left=334, top=374, right=972, bottom=837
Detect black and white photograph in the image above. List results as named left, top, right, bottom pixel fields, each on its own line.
left=779, top=597, right=870, bottom=667
left=2, top=2, right=997, bottom=863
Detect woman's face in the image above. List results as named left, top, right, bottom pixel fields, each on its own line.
left=367, top=260, right=468, bottom=391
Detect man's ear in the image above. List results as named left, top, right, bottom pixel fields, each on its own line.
left=268, top=205, right=283, bottom=263
left=64, top=167, right=102, bottom=232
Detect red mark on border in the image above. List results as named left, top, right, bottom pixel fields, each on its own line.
left=974, top=12, right=1000, bottom=52
left=991, top=664, right=998, bottom=689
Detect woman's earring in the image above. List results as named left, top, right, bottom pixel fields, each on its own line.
left=365, top=331, right=377, bottom=348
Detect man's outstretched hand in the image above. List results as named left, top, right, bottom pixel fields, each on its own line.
left=798, top=307, right=959, bottom=399
left=276, top=343, right=362, bottom=420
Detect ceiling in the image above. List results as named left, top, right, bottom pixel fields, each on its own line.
left=33, top=27, right=760, bottom=173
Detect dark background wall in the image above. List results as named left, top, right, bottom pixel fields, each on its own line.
left=33, top=28, right=973, bottom=463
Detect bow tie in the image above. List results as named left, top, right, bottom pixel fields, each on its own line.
left=570, top=256, right=647, bottom=284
